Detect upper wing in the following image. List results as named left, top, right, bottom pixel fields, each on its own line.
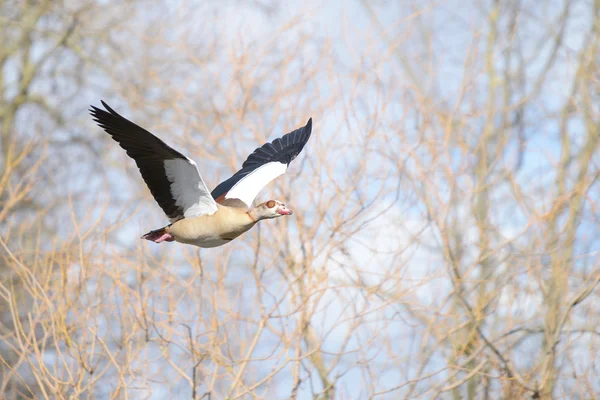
left=211, top=118, right=312, bottom=208
left=90, top=101, right=218, bottom=222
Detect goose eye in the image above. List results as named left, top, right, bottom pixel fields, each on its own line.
left=266, top=200, right=276, bottom=208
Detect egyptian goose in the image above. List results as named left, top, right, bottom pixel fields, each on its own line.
left=90, top=101, right=312, bottom=248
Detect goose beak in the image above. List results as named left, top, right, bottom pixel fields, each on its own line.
left=277, top=205, right=293, bottom=215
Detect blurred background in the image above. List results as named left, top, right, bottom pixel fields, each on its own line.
left=1, top=0, right=599, bottom=398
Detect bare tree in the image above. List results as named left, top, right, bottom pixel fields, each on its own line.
left=1, top=0, right=599, bottom=399
left=0, top=0, right=160, bottom=397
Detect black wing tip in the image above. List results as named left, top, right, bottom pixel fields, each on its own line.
left=89, top=103, right=101, bottom=114
left=303, top=117, right=312, bottom=137
left=89, top=105, right=111, bottom=129
left=301, top=117, right=312, bottom=141
left=89, top=100, right=117, bottom=117
left=89, top=100, right=107, bottom=115
left=100, top=100, right=115, bottom=113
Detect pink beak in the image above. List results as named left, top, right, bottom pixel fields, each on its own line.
left=277, top=205, right=293, bottom=215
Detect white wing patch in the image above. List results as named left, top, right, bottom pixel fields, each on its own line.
left=225, top=161, right=288, bottom=207
left=163, top=158, right=218, bottom=219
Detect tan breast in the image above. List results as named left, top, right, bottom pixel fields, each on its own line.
left=166, top=205, right=256, bottom=247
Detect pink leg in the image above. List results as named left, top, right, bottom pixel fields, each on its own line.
left=152, top=233, right=175, bottom=243
left=142, top=230, right=175, bottom=243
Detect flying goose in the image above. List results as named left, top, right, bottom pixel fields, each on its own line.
left=90, top=101, right=312, bottom=248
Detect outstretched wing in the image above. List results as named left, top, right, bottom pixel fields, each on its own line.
left=211, top=118, right=312, bottom=208
left=90, top=101, right=218, bottom=222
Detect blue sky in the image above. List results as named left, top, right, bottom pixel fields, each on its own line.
left=87, top=1, right=596, bottom=398
left=5, top=0, right=596, bottom=398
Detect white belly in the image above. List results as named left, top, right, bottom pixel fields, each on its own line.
left=167, top=206, right=256, bottom=248
left=188, top=237, right=231, bottom=248
left=173, top=230, right=232, bottom=248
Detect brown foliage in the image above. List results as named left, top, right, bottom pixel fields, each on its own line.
left=1, top=0, right=599, bottom=399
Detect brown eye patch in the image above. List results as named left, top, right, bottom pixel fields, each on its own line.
left=266, top=200, right=276, bottom=208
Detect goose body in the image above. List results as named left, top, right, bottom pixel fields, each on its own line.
left=166, top=204, right=256, bottom=248
left=90, top=101, right=310, bottom=248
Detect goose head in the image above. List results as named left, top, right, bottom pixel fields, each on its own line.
left=250, top=200, right=293, bottom=221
